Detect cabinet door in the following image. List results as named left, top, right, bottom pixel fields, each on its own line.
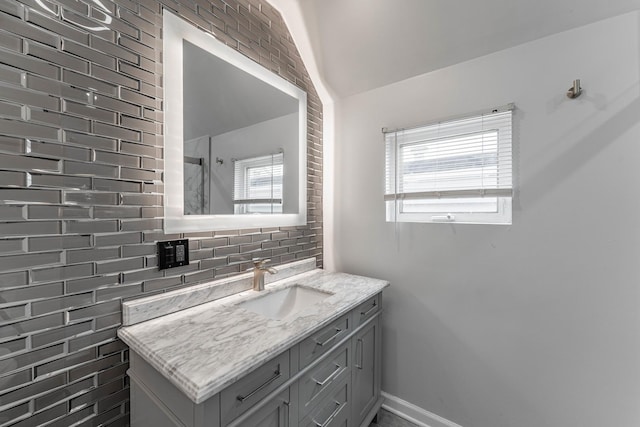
left=235, top=389, right=292, bottom=427
left=130, top=379, right=183, bottom=427
left=351, top=315, right=380, bottom=425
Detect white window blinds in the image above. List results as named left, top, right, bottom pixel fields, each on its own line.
left=233, top=153, right=283, bottom=214
left=384, top=105, right=513, bottom=224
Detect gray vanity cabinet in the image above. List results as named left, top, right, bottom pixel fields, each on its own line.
left=351, top=316, right=381, bottom=425
left=127, top=292, right=383, bottom=427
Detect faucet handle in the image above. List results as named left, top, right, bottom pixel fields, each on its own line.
left=252, top=258, right=271, bottom=268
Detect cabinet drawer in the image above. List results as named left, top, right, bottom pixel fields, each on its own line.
left=299, top=341, right=350, bottom=419
left=299, top=313, right=350, bottom=369
left=353, top=294, right=379, bottom=328
left=228, top=388, right=291, bottom=427
left=220, top=350, right=290, bottom=426
left=301, top=378, right=349, bottom=427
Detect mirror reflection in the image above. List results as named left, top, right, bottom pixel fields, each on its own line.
left=182, top=41, right=299, bottom=216
left=163, top=10, right=307, bottom=232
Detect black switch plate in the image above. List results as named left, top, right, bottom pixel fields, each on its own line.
left=158, top=239, right=189, bottom=270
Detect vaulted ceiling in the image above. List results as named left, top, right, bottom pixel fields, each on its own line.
left=295, top=0, right=640, bottom=97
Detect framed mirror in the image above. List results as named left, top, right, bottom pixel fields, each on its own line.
left=163, top=10, right=307, bottom=232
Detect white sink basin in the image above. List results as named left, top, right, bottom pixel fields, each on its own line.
left=238, top=285, right=333, bottom=320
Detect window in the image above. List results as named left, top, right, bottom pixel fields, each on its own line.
left=234, top=153, right=283, bottom=214
left=384, top=105, right=513, bottom=224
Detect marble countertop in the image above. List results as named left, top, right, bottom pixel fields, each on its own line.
left=118, top=268, right=389, bottom=404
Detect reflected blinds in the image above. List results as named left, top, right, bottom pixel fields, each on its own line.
left=233, top=153, right=283, bottom=214
left=385, top=107, right=513, bottom=203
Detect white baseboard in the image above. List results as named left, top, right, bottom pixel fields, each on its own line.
left=381, top=392, right=464, bottom=427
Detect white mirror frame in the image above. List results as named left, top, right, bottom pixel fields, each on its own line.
left=163, top=10, right=307, bottom=233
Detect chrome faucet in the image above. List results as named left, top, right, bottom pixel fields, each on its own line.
left=252, top=259, right=277, bottom=291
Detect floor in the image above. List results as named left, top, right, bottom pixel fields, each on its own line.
left=370, top=409, right=419, bottom=427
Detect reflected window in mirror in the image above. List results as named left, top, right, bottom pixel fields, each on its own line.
left=233, top=152, right=283, bottom=214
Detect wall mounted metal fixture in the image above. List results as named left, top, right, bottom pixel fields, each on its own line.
left=567, top=79, right=582, bottom=99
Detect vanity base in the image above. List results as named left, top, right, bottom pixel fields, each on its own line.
left=128, top=293, right=384, bottom=427
left=360, top=397, right=384, bottom=427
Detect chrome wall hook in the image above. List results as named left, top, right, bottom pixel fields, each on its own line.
left=567, top=79, right=582, bottom=99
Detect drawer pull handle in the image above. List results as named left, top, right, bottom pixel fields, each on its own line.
left=236, top=366, right=281, bottom=403
left=312, top=363, right=341, bottom=387
left=313, top=401, right=342, bottom=427
left=355, top=338, right=363, bottom=369
left=315, top=327, right=342, bottom=347
left=360, top=300, right=377, bottom=317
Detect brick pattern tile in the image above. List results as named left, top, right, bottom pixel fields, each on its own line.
left=0, top=0, right=322, bottom=424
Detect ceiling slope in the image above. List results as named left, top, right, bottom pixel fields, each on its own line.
left=296, top=0, right=640, bottom=97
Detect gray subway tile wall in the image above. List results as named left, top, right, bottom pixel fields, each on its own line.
left=0, top=0, right=323, bottom=425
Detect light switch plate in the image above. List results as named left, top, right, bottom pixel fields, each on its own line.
left=157, top=239, right=189, bottom=270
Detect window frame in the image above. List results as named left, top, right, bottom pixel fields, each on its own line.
left=384, top=105, right=513, bottom=225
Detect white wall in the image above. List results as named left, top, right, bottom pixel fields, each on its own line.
left=334, top=12, right=640, bottom=427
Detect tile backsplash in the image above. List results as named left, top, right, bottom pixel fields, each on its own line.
left=0, top=0, right=323, bottom=425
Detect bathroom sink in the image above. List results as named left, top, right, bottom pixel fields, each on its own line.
left=238, top=285, right=333, bottom=320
